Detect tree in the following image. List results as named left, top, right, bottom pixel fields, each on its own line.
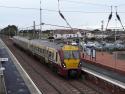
left=0, top=25, right=18, bottom=37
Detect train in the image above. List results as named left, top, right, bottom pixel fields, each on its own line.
left=13, top=36, right=82, bottom=77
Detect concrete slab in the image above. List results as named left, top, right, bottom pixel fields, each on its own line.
left=0, top=46, right=31, bottom=94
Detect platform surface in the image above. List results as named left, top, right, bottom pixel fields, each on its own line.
left=82, top=62, right=125, bottom=83
left=82, top=51, right=125, bottom=72
left=0, top=40, right=31, bottom=94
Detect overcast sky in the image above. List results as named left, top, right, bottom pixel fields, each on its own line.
left=0, top=0, right=125, bottom=30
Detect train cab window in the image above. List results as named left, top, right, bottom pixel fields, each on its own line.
left=64, top=51, right=80, bottom=59
left=64, top=51, right=71, bottom=59
left=72, top=51, right=79, bottom=59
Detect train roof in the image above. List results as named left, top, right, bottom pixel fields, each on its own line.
left=31, top=39, right=64, bottom=49
left=13, top=36, right=29, bottom=43
left=14, top=36, right=64, bottom=49
left=14, top=36, right=79, bottom=50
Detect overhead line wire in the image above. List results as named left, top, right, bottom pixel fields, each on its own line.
left=1, top=5, right=125, bottom=13
left=58, top=0, right=72, bottom=29
left=19, top=23, right=81, bottom=30
left=0, top=5, right=38, bottom=10
left=0, top=5, right=115, bottom=13
left=61, top=0, right=110, bottom=7
left=19, top=22, right=125, bottom=31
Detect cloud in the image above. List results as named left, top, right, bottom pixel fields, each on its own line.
left=0, top=0, right=125, bottom=30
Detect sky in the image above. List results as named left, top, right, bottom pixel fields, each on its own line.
left=0, top=0, right=125, bottom=30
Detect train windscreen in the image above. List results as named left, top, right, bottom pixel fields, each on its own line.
left=64, top=51, right=80, bottom=59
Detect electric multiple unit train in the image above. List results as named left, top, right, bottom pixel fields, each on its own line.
left=13, top=36, right=82, bottom=77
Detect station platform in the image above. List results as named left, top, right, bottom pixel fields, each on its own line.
left=0, top=38, right=42, bottom=94
left=82, top=51, right=125, bottom=72
left=0, top=39, right=31, bottom=94
left=0, top=40, right=7, bottom=94
left=82, top=61, right=125, bottom=89
left=1, top=49, right=31, bottom=94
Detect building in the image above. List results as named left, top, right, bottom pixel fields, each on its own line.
left=52, top=29, right=83, bottom=39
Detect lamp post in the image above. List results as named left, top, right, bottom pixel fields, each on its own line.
left=101, top=20, right=104, bottom=55
left=114, top=19, right=117, bottom=71
left=39, top=0, right=42, bottom=39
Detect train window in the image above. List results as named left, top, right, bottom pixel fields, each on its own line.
left=39, top=48, right=41, bottom=53
left=47, top=50, right=49, bottom=54
left=36, top=47, right=38, bottom=51
left=41, top=49, right=43, bottom=53
left=46, top=50, right=48, bottom=54
left=48, top=51, right=54, bottom=60
left=43, top=49, right=45, bottom=53
left=52, top=53, right=54, bottom=59
left=38, top=48, right=40, bottom=53
left=56, top=52, right=58, bottom=62
left=42, top=49, right=44, bottom=53
left=49, top=52, right=51, bottom=58
left=33, top=45, right=34, bottom=49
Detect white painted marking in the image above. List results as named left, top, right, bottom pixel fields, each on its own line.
left=0, top=58, right=8, bottom=61
left=82, top=67, right=125, bottom=89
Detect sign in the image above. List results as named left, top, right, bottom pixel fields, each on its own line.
left=0, top=58, right=8, bottom=61
left=0, top=67, right=5, bottom=71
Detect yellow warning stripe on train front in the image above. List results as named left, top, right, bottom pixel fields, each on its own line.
left=62, top=45, right=79, bottom=50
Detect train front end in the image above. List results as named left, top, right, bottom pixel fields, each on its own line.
left=61, top=45, right=82, bottom=77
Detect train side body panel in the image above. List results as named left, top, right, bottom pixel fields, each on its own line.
left=13, top=36, right=81, bottom=77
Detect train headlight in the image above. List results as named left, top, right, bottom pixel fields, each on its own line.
left=62, top=63, right=66, bottom=68
left=79, top=62, right=82, bottom=67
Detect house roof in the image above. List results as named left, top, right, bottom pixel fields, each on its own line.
left=53, top=29, right=90, bottom=34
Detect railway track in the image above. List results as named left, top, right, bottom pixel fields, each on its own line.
left=2, top=37, right=108, bottom=94
left=68, top=80, right=101, bottom=94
